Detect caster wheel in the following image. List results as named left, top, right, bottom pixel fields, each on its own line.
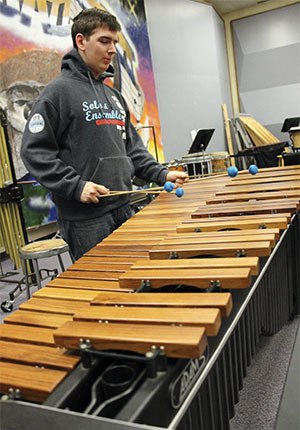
left=1, top=301, right=13, bottom=312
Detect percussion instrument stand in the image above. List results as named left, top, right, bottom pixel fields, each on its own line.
left=79, top=339, right=167, bottom=379
left=200, top=144, right=205, bottom=170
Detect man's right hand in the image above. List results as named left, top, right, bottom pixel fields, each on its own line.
left=80, top=181, right=110, bottom=203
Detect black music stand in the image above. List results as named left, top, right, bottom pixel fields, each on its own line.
left=183, top=129, right=215, bottom=176
left=281, top=117, right=300, bottom=133
left=281, top=117, right=300, bottom=154
left=188, top=129, right=215, bottom=155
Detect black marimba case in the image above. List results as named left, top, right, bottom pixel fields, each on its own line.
left=282, top=151, right=300, bottom=166
left=237, top=141, right=288, bottom=168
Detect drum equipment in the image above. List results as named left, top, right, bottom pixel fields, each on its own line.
left=1, top=165, right=299, bottom=430
left=181, top=152, right=212, bottom=177
left=210, top=151, right=230, bottom=173
left=290, top=126, right=300, bottom=150
left=164, top=161, right=186, bottom=172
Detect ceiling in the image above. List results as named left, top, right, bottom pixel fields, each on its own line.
left=194, top=0, right=272, bottom=15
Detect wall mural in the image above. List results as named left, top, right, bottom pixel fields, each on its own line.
left=0, top=0, right=163, bottom=227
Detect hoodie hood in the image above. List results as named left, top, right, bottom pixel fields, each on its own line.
left=61, top=48, right=115, bottom=81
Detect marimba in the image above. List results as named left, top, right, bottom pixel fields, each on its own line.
left=1, top=165, right=299, bottom=430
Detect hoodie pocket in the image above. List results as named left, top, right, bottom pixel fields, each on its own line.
left=90, top=156, right=134, bottom=191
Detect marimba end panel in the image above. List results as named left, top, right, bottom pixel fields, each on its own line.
left=0, top=362, right=68, bottom=403
left=54, top=321, right=208, bottom=359
left=90, top=291, right=233, bottom=317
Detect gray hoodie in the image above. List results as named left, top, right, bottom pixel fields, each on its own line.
left=21, top=48, right=168, bottom=221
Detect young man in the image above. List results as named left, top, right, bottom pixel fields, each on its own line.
left=21, top=8, right=188, bottom=260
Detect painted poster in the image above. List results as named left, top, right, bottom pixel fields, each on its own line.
left=0, top=0, right=163, bottom=227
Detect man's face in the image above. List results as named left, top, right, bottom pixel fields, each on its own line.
left=76, top=26, right=119, bottom=78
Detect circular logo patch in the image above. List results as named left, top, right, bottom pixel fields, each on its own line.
left=29, top=113, right=45, bottom=134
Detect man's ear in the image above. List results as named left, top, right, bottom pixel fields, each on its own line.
left=75, top=33, right=86, bottom=51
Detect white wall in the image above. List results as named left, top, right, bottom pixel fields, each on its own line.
left=144, top=0, right=232, bottom=162
left=232, top=3, right=300, bottom=142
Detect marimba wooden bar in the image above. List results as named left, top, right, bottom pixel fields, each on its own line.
left=90, top=291, right=233, bottom=317
left=0, top=165, right=299, bottom=430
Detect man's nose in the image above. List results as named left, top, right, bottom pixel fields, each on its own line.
left=108, top=42, right=117, bottom=54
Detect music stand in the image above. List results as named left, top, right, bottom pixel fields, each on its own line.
left=281, top=118, right=300, bottom=151
left=182, top=129, right=215, bottom=177
left=281, top=117, right=300, bottom=133
left=188, top=129, right=215, bottom=155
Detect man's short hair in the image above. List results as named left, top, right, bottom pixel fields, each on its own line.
left=71, top=8, right=121, bottom=48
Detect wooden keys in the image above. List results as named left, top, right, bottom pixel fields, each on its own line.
left=191, top=200, right=299, bottom=218
left=54, top=321, right=208, bottom=359
left=131, top=256, right=260, bottom=276
left=4, top=310, right=73, bottom=329
left=119, top=267, right=252, bottom=289
left=0, top=340, right=79, bottom=371
left=149, top=242, right=272, bottom=258
left=73, top=306, right=221, bottom=336
left=46, top=277, right=131, bottom=292
left=90, top=291, right=233, bottom=317
left=0, top=362, right=68, bottom=403
left=0, top=324, right=56, bottom=347
left=177, top=216, right=289, bottom=233
left=0, top=165, right=298, bottom=405
left=19, top=298, right=92, bottom=315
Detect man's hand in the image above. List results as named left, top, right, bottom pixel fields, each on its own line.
left=166, top=170, right=189, bottom=188
left=80, top=181, right=110, bottom=203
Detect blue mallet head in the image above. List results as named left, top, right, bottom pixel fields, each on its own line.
left=175, top=188, right=184, bottom=198
left=227, top=166, right=238, bottom=177
left=248, top=164, right=259, bottom=175
left=164, top=181, right=175, bottom=192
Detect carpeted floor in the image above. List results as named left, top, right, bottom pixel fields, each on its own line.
left=230, top=316, right=299, bottom=430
